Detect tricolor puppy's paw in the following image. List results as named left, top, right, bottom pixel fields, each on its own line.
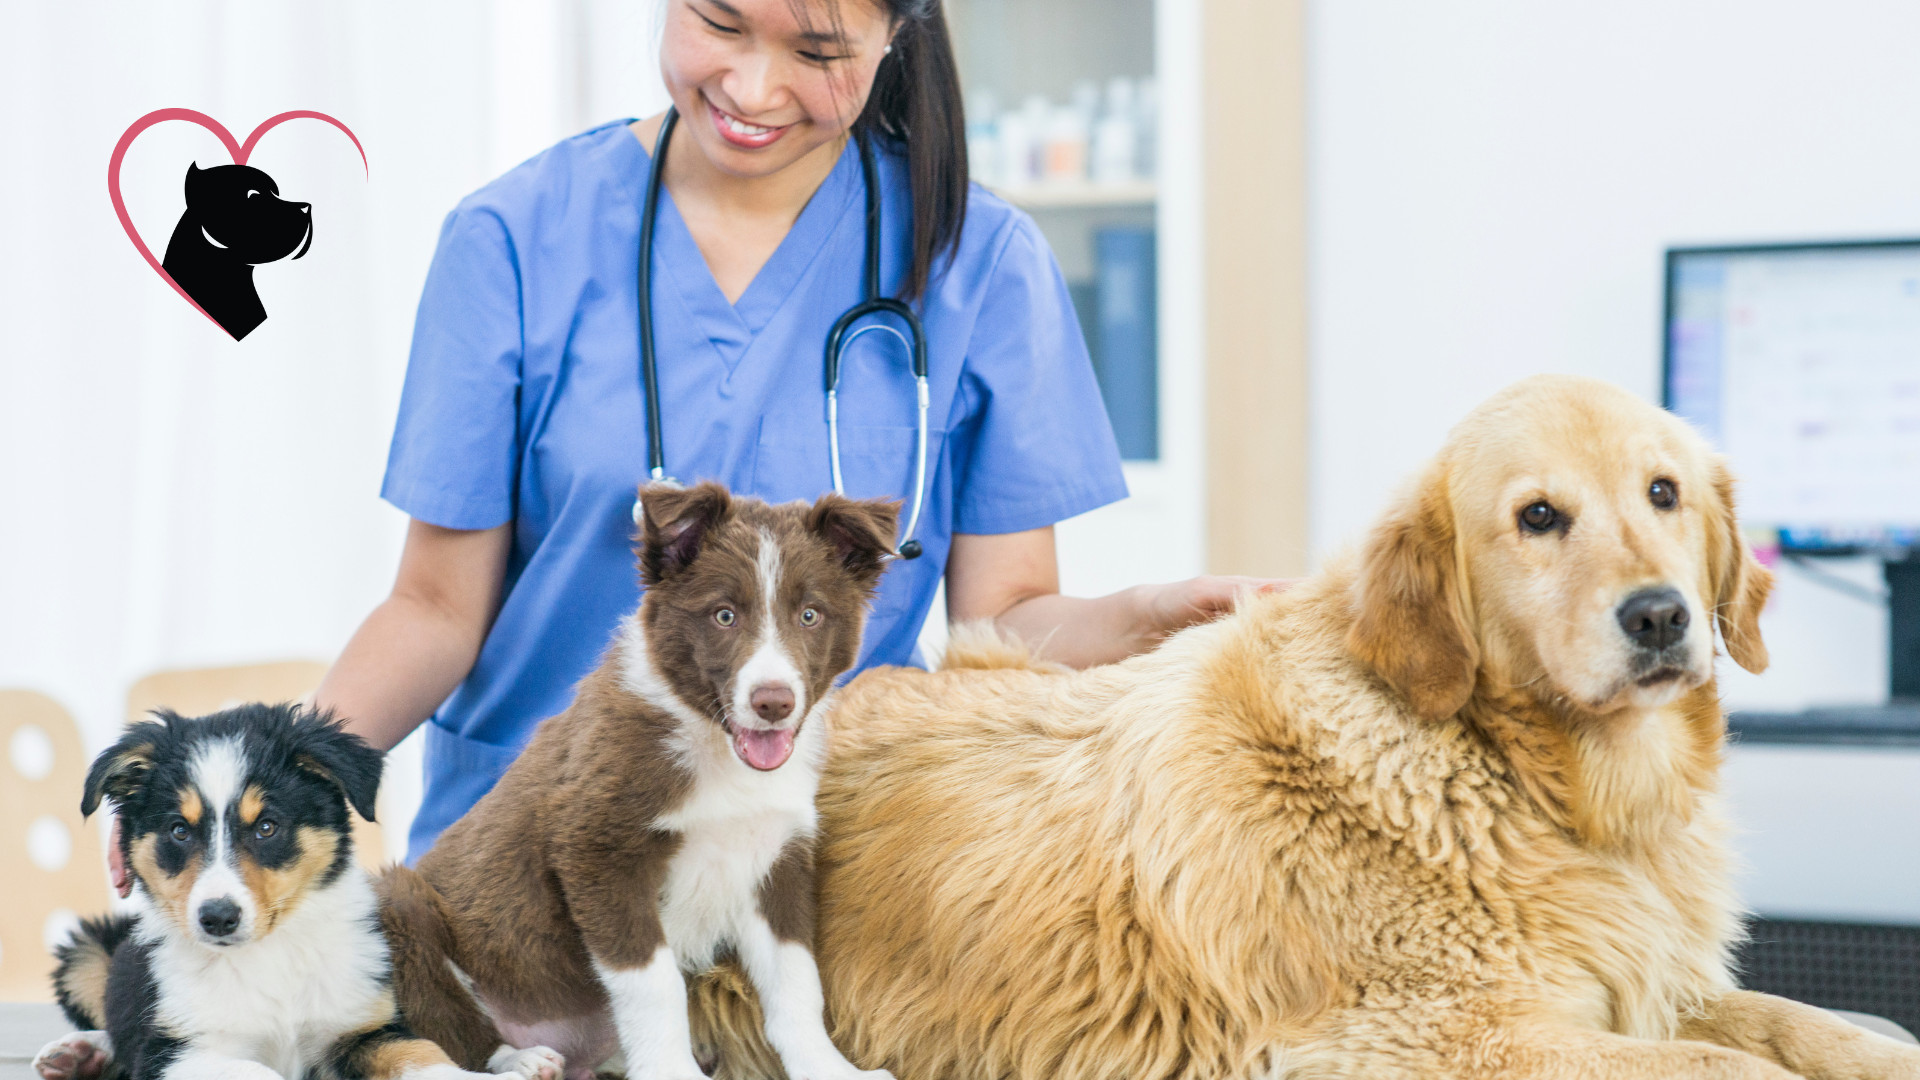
left=32, top=1032, right=113, bottom=1080
left=487, top=1044, right=566, bottom=1080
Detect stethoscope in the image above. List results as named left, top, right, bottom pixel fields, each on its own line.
left=632, top=107, right=928, bottom=559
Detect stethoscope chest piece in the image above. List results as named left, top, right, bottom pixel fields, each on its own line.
left=634, top=107, right=929, bottom=559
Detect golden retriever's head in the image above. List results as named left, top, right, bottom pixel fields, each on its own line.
left=1347, top=375, right=1772, bottom=721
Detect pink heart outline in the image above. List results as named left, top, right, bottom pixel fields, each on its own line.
left=107, top=108, right=368, bottom=336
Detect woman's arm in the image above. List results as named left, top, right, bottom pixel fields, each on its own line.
left=312, top=519, right=513, bottom=750
left=945, top=528, right=1288, bottom=668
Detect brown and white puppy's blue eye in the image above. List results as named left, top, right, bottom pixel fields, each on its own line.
left=1519, top=501, right=1559, bottom=534
left=715, top=607, right=737, bottom=627
left=799, top=607, right=820, bottom=627
left=1649, top=477, right=1679, bottom=510
left=170, top=821, right=192, bottom=843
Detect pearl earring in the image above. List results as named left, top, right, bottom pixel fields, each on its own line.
left=884, top=44, right=893, bottom=54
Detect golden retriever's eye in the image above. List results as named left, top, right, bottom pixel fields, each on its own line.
left=715, top=608, right=737, bottom=627
left=1649, top=478, right=1679, bottom=510
left=170, top=822, right=191, bottom=843
left=254, top=820, right=276, bottom=839
left=800, top=607, right=820, bottom=627
left=1519, top=502, right=1559, bottom=533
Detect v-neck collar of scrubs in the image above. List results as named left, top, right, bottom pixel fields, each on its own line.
left=624, top=126, right=864, bottom=373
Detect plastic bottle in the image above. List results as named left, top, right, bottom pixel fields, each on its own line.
left=1092, top=77, right=1137, bottom=185
left=966, top=88, right=1000, bottom=185
left=1043, top=101, right=1089, bottom=182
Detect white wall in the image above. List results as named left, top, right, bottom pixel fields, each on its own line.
left=1307, top=0, right=1920, bottom=711
left=1307, top=1, right=1920, bottom=922
left=0, top=0, right=668, bottom=856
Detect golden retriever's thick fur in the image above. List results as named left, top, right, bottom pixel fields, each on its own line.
left=692, top=375, right=1920, bottom=1079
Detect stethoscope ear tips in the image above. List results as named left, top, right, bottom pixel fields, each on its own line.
left=897, top=539, right=923, bottom=560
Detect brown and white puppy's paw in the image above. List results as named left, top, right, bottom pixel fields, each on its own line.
left=486, top=1044, right=566, bottom=1080
left=32, top=1031, right=113, bottom=1080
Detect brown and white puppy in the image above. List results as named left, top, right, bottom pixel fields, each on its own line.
left=33, top=705, right=560, bottom=1080
left=385, top=483, right=900, bottom=1080
left=690, top=376, right=1920, bottom=1080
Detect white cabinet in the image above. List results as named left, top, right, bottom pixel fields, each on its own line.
left=945, top=0, right=1205, bottom=601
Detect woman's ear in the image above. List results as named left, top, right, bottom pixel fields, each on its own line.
left=81, top=720, right=166, bottom=818
left=807, top=494, right=901, bottom=585
left=637, top=481, right=732, bottom=584
left=1346, top=462, right=1479, bottom=721
left=1709, top=459, right=1772, bottom=674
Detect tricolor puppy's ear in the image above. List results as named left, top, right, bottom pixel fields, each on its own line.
left=1346, top=461, right=1480, bottom=722
left=81, top=721, right=167, bottom=818
left=289, top=709, right=384, bottom=823
left=807, top=494, right=901, bottom=585
left=638, top=481, right=732, bottom=585
left=1708, top=459, right=1773, bottom=674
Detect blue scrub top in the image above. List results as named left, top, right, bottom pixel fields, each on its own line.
left=386, top=120, right=1127, bottom=858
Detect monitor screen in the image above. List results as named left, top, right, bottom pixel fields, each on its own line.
left=1664, top=240, right=1920, bottom=551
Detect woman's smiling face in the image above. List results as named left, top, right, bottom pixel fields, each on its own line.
left=661, top=0, right=895, bottom=178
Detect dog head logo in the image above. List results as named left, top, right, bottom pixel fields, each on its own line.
left=162, top=163, right=314, bottom=340
left=109, top=108, right=365, bottom=341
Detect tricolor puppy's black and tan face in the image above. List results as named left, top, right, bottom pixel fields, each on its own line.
left=636, top=481, right=899, bottom=772
left=82, top=705, right=382, bottom=949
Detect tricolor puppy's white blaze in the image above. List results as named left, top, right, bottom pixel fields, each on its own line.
left=183, top=737, right=258, bottom=947
left=729, top=529, right=808, bottom=728
left=595, top=950, right=705, bottom=1080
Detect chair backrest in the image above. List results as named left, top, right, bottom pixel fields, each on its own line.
left=124, top=661, right=384, bottom=867
left=0, top=690, right=109, bottom=1003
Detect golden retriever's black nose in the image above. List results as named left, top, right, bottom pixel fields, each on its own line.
left=1617, top=588, right=1689, bottom=650
left=198, top=897, right=242, bottom=937
left=751, top=684, right=795, bottom=723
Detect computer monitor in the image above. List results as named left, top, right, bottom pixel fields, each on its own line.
left=1663, top=238, right=1920, bottom=702
left=1664, top=239, right=1920, bottom=552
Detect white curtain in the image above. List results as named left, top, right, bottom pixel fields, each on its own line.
left=0, top=1, right=669, bottom=848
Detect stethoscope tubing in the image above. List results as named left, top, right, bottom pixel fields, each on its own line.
left=635, top=106, right=928, bottom=558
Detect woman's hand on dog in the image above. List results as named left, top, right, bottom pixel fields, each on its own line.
left=1139, top=575, right=1297, bottom=642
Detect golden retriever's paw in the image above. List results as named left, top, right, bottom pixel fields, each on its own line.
left=32, top=1031, right=112, bottom=1080
left=487, top=1044, right=566, bottom=1080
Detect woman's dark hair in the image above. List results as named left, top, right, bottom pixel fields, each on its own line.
left=802, top=0, right=968, bottom=301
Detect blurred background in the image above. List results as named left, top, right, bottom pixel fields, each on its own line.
left=1, top=0, right=1917, bottom=1029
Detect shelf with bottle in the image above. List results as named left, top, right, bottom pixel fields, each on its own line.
left=967, top=76, right=1157, bottom=210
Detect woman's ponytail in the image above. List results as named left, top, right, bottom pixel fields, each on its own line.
left=852, top=1, right=968, bottom=301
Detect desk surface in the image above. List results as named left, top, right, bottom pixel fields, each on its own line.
left=0, top=1000, right=1911, bottom=1078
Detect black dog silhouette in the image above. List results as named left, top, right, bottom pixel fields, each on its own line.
left=161, top=163, right=313, bottom=340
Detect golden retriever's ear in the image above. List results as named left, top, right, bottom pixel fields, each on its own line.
left=1709, top=460, right=1772, bottom=674
left=1347, top=464, right=1479, bottom=721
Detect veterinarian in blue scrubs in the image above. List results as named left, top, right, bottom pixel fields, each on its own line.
left=285, top=0, right=1273, bottom=863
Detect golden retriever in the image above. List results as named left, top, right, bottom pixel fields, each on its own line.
left=691, top=374, right=1920, bottom=1079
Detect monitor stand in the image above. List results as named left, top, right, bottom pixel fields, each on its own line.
left=1892, top=556, right=1919, bottom=701
left=1728, top=554, right=1920, bottom=743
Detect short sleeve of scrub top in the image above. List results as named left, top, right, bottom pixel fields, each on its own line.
left=384, top=120, right=1128, bottom=859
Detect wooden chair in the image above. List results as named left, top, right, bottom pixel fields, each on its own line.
left=0, top=690, right=109, bottom=1003
left=124, top=661, right=384, bottom=866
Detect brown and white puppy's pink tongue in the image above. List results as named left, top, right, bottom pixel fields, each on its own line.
left=733, top=727, right=796, bottom=770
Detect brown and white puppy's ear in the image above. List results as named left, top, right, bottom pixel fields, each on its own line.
left=806, top=494, right=901, bottom=587
left=1346, top=460, right=1480, bottom=722
left=1707, top=458, right=1773, bottom=674
left=81, top=721, right=165, bottom=817
left=637, top=481, right=733, bottom=585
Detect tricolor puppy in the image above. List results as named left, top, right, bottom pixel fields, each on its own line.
left=32, top=705, right=562, bottom=1080
left=383, top=483, right=899, bottom=1080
